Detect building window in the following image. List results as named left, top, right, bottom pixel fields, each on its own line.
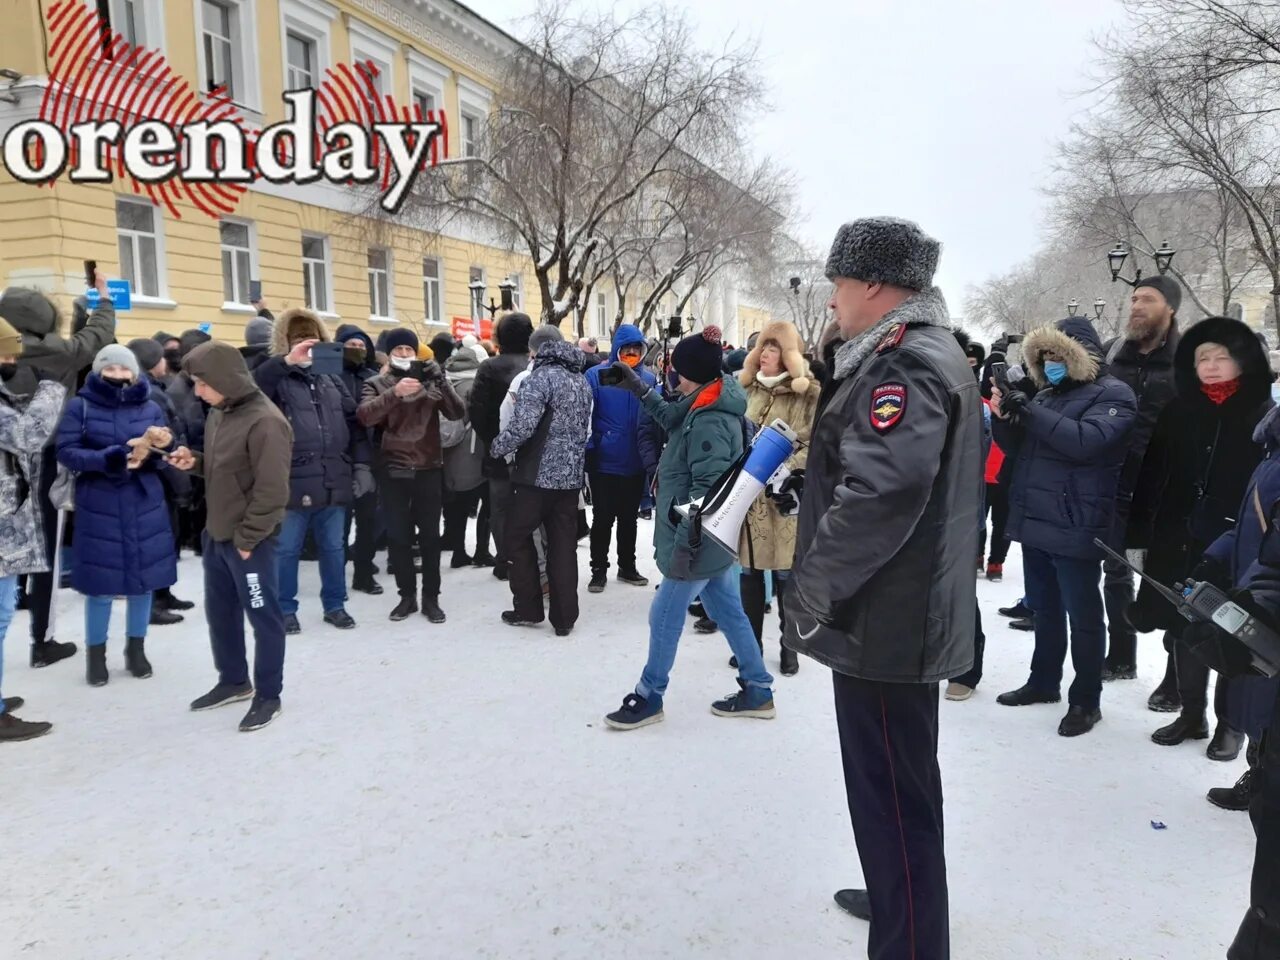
left=412, top=88, right=436, bottom=120
left=348, top=19, right=396, bottom=103
left=423, top=257, right=442, bottom=325
left=596, top=291, right=608, bottom=337
left=201, top=1, right=235, bottom=96
left=220, top=220, right=254, bottom=305
left=101, top=0, right=163, bottom=55
left=285, top=31, right=316, bottom=90
left=508, top=274, right=522, bottom=309
left=368, top=249, right=392, bottom=319
left=461, top=112, right=480, bottom=157
left=302, top=235, right=329, bottom=313
left=115, top=199, right=161, bottom=298
left=469, top=265, right=485, bottom=322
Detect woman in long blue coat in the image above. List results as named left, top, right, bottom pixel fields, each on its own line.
left=57, top=345, right=177, bottom=686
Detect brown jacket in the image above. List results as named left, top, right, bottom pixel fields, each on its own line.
left=182, top=341, right=293, bottom=552
left=358, top=368, right=465, bottom=470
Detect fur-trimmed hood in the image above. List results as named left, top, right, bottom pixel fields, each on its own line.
left=739, top=319, right=811, bottom=394
left=1022, top=317, right=1103, bottom=388
left=272, top=307, right=330, bottom=356
left=1175, top=315, right=1273, bottom=410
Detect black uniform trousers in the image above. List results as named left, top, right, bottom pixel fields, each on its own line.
left=833, top=671, right=949, bottom=960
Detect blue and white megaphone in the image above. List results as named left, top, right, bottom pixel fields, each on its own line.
left=675, top=419, right=799, bottom=558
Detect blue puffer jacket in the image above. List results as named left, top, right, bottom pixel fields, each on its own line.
left=56, top=374, right=176, bottom=596
left=993, top=317, right=1138, bottom=561
left=584, top=324, right=660, bottom=476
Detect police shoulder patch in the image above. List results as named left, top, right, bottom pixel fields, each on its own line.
left=875, top=323, right=906, bottom=354
left=870, top=382, right=907, bottom=432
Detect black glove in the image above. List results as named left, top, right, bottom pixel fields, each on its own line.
left=610, top=361, right=649, bottom=399
left=1001, top=389, right=1030, bottom=419
left=1124, top=590, right=1161, bottom=635
left=1182, top=620, right=1255, bottom=678
left=420, top=359, right=444, bottom=383
left=766, top=470, right=804, bottom=517
left=1189, top=557, right=1231, bottom=591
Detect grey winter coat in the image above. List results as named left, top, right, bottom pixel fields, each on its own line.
left=489, top=339, right=592, bottom=490
left=443, top=350, right=486, bottom=494
left=786, top=288, right=982, bottom=684
left=0, top=289, right=116, bottom=402
left=0, top=380, right=66, bottom=577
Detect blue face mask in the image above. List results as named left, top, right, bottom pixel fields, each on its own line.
left=1044, top=360, right=1068, bottom=386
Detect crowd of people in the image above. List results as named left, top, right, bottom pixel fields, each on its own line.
left=1, top=214, right=1278, bottom=959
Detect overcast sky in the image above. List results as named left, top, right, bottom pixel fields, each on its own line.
left=475, top=0, right=1126, bottom=320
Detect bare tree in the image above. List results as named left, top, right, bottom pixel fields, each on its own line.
left=748, top=237, right=832, bottom=348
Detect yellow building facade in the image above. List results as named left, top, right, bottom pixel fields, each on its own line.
left=0, top=0, right=774, bottom=349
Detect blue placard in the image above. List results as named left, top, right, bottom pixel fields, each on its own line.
left=84, top=279, right=132, bottom=311
left=197, top=322, right=212, bottom=335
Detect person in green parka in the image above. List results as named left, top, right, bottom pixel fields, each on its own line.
left=602, top=325, right=777, bottom=730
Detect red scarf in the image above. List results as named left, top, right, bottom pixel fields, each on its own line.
left=1201, top=378, right=1241, bottom=405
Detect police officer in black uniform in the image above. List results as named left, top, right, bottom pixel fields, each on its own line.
left=784, top=217, right=981, bottom=960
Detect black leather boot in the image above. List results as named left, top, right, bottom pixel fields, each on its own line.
left=1207, top=725, right=1244, bottom=762
left=1151, top=711, right=1209, bottom=745
left=86, top=645, right=108, bottom=686
left=124, top=637, right=153, bottom=679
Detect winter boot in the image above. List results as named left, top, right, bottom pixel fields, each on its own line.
left=1151, top=711, right=1209, bottom=746
left=780, top=646, right=800, bottom=676
left=0, top=712, right=52, bottom=742
left=588, top=569, right=608, bottom=594
left=450, top=552, right=473, bottom=569
left=86, top=645, right=108, bottom=687
left=1101, top=661, right=1137, bottom=682
left=501, top=610, right=543, bottom=628
left=1058, top=705, right=1102, bottom=737
left=30, top=639, right=77, bottom=668
left=711, top=679, right=776, bottom=719
left=351, top=574, right=384, bottom=596
left=389, top=596, right=418, bottom=622
left=1147, top=677, right=1182, bottom=713
left=1207, top=725, right=1244, bottom=762
left=422, top=597, right=447, bottom=624
left=124, top=637, right=153, bottom=679
left=471, top=551, right=496, bottom=568
left=1207, top=768, right=1255, bottom=811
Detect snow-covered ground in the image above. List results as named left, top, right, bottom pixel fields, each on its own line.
left=2, top=528, right=1256, bottom=959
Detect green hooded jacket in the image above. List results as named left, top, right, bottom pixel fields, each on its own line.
left=643, top=375, right=747, bottom=580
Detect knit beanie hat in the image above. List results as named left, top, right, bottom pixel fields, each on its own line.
left=528, top=323, right=565, bottom=355
left=385, top=328, right=419, bottom=354
left=671, top=325, right=725, bottom=384
left=0, top=317, right=22, bottom=357
left=1134, top=275, right=1182, bottom=315
left=127, top=337, right=163, bottom=374
left=825, top=216, right=940, bottom=291
left=93, top=343, right=140, bottom=378
left=244, top=315, right=274, bottom=347
left=429, top=332, right=455, bottom=364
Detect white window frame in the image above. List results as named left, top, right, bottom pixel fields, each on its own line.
left=423, top=256, right=443, bottom=326
left=407, top=49, right=448, bottom=123
left=595, top=290, right=608, bottom=338
left=508, top=274, right=522, bottom=310
left=91, top=0, right=166, bottom=54
left=367, top=248, right=394, bottom=322
left=348, top=18, right=398, bottom=102
left=279, top=0, right=335, bottom=93
left=456, top=76, right=491, bottom=159
left=219, top=218, right=258, bottom=313
left=301, top=233, right=334, bottom=316
left=193, top=0, right=261, bottom=111
left=115, top=197, right=171, bottom=304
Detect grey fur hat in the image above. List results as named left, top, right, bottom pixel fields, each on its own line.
left=824, top=217, right=941, bottom=291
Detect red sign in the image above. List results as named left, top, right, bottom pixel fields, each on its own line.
left=451, top=316, right=493, bottom=340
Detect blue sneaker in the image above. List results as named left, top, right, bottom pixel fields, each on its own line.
left=605, top=692, right=664, bottom=730
left=711, top=679, right=776, bottom=719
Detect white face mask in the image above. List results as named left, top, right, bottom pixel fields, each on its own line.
left=390, top=356, right=413, bottom=371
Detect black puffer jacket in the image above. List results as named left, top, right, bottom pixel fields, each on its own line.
left=994, top=317, right=1138, bottom=561
left=469, top=312, right=533, bottom=480
left=787, top=288, right=982, bottom=684
left=1127, top=316, right=1273, bottom=631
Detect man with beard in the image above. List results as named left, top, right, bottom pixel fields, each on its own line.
left=1100, top=277, right=1181, bottom=702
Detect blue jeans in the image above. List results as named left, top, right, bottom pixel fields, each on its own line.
left=85, top=593, right=153, bottom=646
left=277, top=506, right=347, bottom=616
left=0, top=575, right=17, bottom=714
left=1023, top=545, right=1106, bottom=709
left=637, top=566, right=774, bottom=700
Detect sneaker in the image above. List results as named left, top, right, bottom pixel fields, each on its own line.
left=1009, top=618, right=1035, bottom=632
left=86, top=645, right=108, bottom=687
left=694, top=617, right=719, bottom=635
left=996, top=684, right=1061, bottom=707
left=833, top=889, right=871, bottom=922
left=688, top=602, right=707, bottom=618
left=471, top=552, right=496, bottom=568
left=389, top=597, right=418, bottom=621
left=150, top=606, right=184, bottom=626
left=1101, top=662, right=1137, bottom=682
left=588, top=570, right=607, bottom=594
left=998, top=601, right=1031, bottom=619
left=450, top=552, right=473, bottom=569
left=156, top=590, right=196, bottom=612
left=945, top=682, right=974, bottom=701
left=0, top=712, right=52, bottom=742
left=2, top=696, right=24, bottom=712
left=239, top=697, right=282, bottom=732
left=604, top=692, right=664, bottom=730
left=352, top=575, right=384, bottom=596
left=617, top=568, right=649, bottom=587
left=283, top=614, right=301, bottom=635
left=501, top=610, right=543, bottom=628
left=190, top=682, right=254, bottom=711
left=985, top=563, right=1003, bottom=582
left=124, top=637, right=152, bottom=679
left=30, top=639, right=77, bottom=668
left=422, top=598, right=447, bottom=624
left=323, top=609, right=357, bottom=630
left=1058, top=705, right=1102, bottom=737
left=711, top=679, right=776, bottom=719
left=1207, top=768, right=1255, bottom=811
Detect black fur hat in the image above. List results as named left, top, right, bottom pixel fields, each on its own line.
left=824, top=217, right=941, bottom=291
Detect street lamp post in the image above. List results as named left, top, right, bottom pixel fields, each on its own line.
left=1067, top=298, right=1080, bottom=317
left=1093, top=298, right=1106, bottom=321
left=1108, top=240, right=1176, bottom=287
left=499, top=278, right=515, bottom=312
